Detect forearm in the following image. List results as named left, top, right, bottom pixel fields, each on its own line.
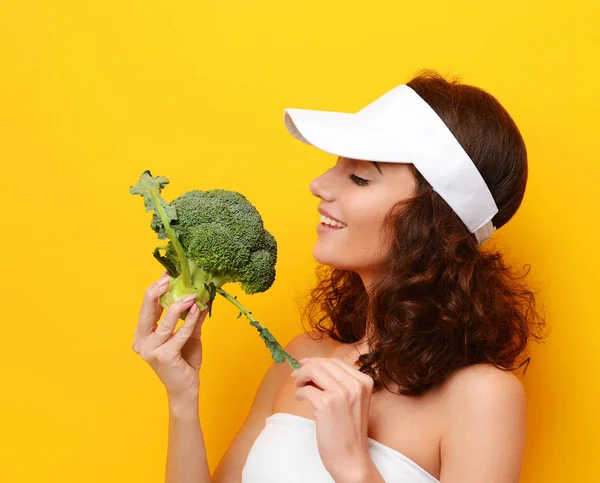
left=166, top=393, right=211, bottom=483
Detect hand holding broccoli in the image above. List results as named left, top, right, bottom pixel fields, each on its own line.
left=130, top=170, right=301, bottom=370
left=132, top=272, right=210, bottom=401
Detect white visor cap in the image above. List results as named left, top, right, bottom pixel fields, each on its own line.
left=283, top=84, right=498, bottom=245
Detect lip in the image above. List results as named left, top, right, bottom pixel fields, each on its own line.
left=317, top=222, right=345, bottom=234
left=318, top=207, right=345, bottom=225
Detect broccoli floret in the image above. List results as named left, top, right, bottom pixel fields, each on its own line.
left=149, top=188, right=277, bottom=307
left=130, top=170, right=300, bottom=370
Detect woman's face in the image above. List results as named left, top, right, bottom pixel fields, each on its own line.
left=309, top=156, right=417, bottom=281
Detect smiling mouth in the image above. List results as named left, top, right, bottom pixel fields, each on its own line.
left=319, top=215, right=347, bottom=229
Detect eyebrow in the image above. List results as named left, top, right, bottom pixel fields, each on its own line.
left=370, top=161, right=383, bottom=175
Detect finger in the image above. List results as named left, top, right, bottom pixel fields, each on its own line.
left=295, top=385, right=324, bottom=408
left=329, top=357, right=373, bottom=384
left=311, top=358, right=364, bottom=395
left=295, top=358, right=363, bottom=399
left=293, top=359, right=342, bottom=393
left=136, top=275, right=170, bottom=338
left=165, top=304, right=210, bottom=353
left=329, top=357, right=374, bottom=392
left=187, top=301, right=211, bottom=342
left=147, top=294, right=197, bottom=349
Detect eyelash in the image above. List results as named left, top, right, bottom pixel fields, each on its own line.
left=348, top=174, right=370, bottom=186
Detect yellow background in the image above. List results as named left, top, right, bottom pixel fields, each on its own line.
left=1, top=0, right=598, bottom=481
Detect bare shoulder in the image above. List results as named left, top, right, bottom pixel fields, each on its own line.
left=438, top=364, right=527, bottom=482
left=440, top=363, right=526, bottom=428
left=443, top=363, right=526, bottom=400
left=287, top=329, right=338, bottom=358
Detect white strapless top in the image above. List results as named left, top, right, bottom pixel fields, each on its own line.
left=241, top=412, right=440, bottom=482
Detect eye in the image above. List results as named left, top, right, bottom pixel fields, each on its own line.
left=349, top=174, right=370, bottom=186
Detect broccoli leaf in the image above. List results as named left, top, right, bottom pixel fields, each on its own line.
left=153, top=246, right=179, bottom=278
left=252, top=323, right=286, bottom=364
left=204, top=282, right=217, bottom=317
left=130, top=170, right=192, bottom=286
left=129, top=170, right=177, bottom=222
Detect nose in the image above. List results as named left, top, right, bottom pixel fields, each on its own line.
left=309, top=168, right=336, bottom=201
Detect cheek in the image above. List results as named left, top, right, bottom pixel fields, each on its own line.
left=344, top=207, right=390, bottom=255
left=347, top=201, right=387, bottom=235
left=348, top=220, right=386, bottom=258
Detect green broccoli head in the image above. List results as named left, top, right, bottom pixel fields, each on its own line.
left=131, top=170, right=277, bottom=315
left=131, top=170, right=301, bottom=370
left=151, top=188, right=277, bottom=294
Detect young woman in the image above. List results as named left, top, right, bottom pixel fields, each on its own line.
left=132, top=70, right=547, bottom=483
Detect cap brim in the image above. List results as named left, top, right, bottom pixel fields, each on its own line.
left=283, top=108, right=411, bottom=163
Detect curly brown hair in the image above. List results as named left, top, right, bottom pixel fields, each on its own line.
left=299, top=69, right=550, bottom=397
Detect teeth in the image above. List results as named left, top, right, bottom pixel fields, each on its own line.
left=320, top=215, right=347, bottom=228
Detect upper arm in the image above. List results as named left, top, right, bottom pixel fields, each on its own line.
left=439, top=365, right=527, bottom=483
left=211, top=331, right=318, bottom=483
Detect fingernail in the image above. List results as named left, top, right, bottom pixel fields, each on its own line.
left=189, top=303, right=198, bottom=315
left=157, top=277, right=169, bottom=287
left=291, top=370, right=297, bottom=377
left=299, top=358, right=310, bottom=364
left=182, top=294, right=196, bottom=303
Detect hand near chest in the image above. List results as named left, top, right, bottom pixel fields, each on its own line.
left=291, top=357, right=379, bottom=482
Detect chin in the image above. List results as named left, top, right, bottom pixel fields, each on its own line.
left=312, top=244, right=352, bottom=270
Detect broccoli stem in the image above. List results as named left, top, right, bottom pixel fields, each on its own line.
left=147, top=189, right=192, bottom=287
left=215, top=287, right=301, bottom=370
